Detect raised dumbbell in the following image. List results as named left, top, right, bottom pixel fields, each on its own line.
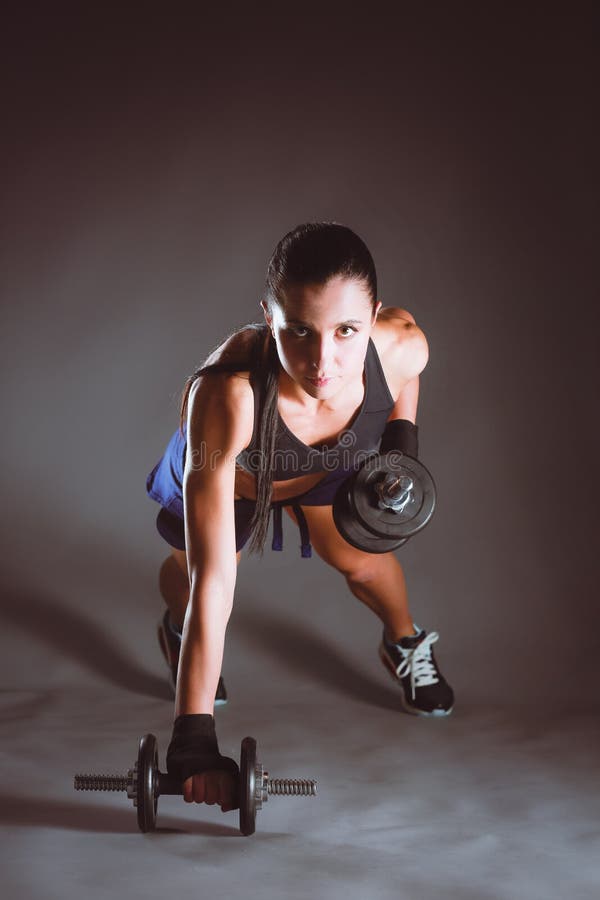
left=333, top=451, right=436, bottom=553
left=74, top=734, right=317, bottom=836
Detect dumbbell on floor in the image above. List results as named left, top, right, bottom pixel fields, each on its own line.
left=74, top=733, right=317, bottom=836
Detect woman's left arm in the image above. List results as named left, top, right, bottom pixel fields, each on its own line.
left=390, top=374, right=420, bottom=424
left=378, top=307, right=429, bottom=424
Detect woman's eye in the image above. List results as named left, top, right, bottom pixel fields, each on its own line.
left=286, top=325, right=357, bottom=338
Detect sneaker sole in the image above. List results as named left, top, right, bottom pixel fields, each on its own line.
left=378, top=644, right=453, bottom=718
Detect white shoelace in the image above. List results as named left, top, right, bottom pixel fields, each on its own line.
left=394, top=631, right=440, bottom=699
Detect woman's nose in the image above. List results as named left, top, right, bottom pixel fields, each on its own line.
left=310, top=338, right=334, bottom=374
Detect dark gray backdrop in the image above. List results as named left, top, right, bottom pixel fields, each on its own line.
left=3, top=5, right=597, bottom=702
left=1, top=6, right=599, bottom=899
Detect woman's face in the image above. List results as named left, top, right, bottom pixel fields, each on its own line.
left=262, top=277, right=381, bottom=400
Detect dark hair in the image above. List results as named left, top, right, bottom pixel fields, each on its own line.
left=179, top=221, right=378, bottom=556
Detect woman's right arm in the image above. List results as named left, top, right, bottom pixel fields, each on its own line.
left=175, top=371, right=253, bottom=716
left=166, top=372, right=253, bottom=810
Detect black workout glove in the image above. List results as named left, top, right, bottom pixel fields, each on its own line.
left=379, top=418, right=419, bottom=459
left=166, top=714, right=240, bottom=786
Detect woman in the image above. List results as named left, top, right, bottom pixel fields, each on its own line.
left=146, top=222, right=454, bottom=813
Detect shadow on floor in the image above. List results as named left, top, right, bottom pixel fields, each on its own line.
left=232, top=600, right=404, bottom=712
left=0, top=585, right=171, bottom=700
left=0, top=688, right=59, bottom=722
left=0, top=793, right=241, bottom=836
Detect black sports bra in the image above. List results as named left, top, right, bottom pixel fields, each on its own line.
left=236, top=327, right=395, bottom=481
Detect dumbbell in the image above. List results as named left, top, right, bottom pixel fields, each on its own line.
left=74, top=734, right=317, bottom=836
left=333, top=451, right=436, bottom=553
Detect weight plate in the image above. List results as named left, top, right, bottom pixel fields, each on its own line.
left=137, top=733, right=159, bottom=833
left=351, top=453, right=436, bottom=540
left=239, top=736, right=257, bottom=836
left=333, top=480, right=409, bottom=553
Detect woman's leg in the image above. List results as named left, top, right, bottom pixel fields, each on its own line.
left=159, top=551, right=189, bottom=631
left=285, top=505, right=416, bottom=641
left=285, top=503, right=454, bottom=715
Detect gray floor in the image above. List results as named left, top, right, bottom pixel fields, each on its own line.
left=2, top=537, right=598, bottom=900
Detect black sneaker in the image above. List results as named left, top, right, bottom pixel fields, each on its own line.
left=157, top=610, right=228, bottom=706
left=378, top=627, right=454, bottom=716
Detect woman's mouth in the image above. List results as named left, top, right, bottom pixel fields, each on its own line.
left=306, top=376, right=332, bottom=388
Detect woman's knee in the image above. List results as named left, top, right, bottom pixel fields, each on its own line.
left=317, top=542, right=383, bottom=584
left=340, top=557, right=385, bottom=586
left=324, top=542, right=399, bottom=585
left=169, top=548, right=189, bottom=578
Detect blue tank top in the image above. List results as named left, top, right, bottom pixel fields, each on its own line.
left=146, top=328, right=395, bottom=511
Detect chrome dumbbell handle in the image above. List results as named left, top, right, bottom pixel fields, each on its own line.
left=74, top=775, right=129, bottom=792
left=73, top=770, right=317, bottom=799
left=375, top=473, right=414, bottom=513
left=74, top=767, right=184, bottom=803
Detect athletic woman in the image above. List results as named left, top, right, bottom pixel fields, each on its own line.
left=146, top=222, right=454, bottom=814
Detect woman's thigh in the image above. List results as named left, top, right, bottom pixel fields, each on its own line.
left=283, top=504, right=391, bottom=578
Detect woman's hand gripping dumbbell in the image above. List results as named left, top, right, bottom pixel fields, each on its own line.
left=332, top=419, right=437, bottom=553
left=74, top=715, right=317, bottom=836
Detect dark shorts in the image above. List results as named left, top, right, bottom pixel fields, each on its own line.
left=154, top=466, right=356, bottom=559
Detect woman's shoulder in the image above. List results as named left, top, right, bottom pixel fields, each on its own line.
left=187, top=323, right=265, bottom=429
left=371, top=307, right=429, bottom=393
left=372, top=306, right=417, bottom=347
left=202, top=322, right=267, bottom=378
left=187, top=349, right=256, bottom=456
